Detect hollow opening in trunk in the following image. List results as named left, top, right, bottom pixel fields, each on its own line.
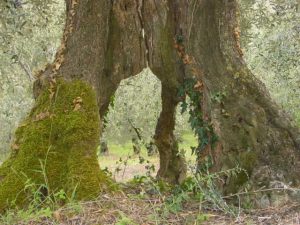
left=98, top=68, right=197, bottom=182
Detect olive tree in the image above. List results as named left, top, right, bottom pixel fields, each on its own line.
left=0, top=0, right=299, bottom=211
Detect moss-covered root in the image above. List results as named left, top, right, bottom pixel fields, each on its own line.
left=0, top=79, right=111, bottom=212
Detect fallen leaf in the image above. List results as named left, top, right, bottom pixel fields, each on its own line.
left=73, top=97, right=83, bottom=111
left=34, top=111, right=51, bottom=121
left=73, top=103, right=81, bottom=111
left=53, top=210, right=62, bottom=221
left=12, top=143, right=19, bottom=150
left=194, top=81, right=203, bottom=91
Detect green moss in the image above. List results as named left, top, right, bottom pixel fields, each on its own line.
left=0, top=79, right=112, bottom=212
left=239, top=151, right=257, bottom=173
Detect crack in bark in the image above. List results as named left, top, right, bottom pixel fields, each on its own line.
left=136, top=0, right=149, bottom=67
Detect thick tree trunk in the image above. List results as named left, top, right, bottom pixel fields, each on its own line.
left=0, top=0, right=186, bottom=210
left=0, top=80, right=110, bottom=211
left=1, top=0, right=299, bottom=211
left=185, top=0, right=300, bottom=207
left=0, top=0, right=119, bottom=211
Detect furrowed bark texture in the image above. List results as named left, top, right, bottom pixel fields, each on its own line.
left=1, top=0, right=300, bottom=210
left=186, top=0, right=300, bottom=207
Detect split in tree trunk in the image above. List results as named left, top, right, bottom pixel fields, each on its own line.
left=1, top=0, right=300, bottom=211
left=154, top=85, right=187, bottom=184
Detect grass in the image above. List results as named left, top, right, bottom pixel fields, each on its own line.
left=0, top=152, right=8, bottom=164
left=1, top=168, right=299, bottom=225
left=100, top=131, right=197, bottom=162
left=98, top=131, right=197, bottom=181
left=179, top=131, right=199, bottom=154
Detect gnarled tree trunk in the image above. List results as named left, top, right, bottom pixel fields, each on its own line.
left=1, top=0, right=300, bottom=211
left=154, top=85, right=187, bottom=184
left=185, top=0, right=300, bottom=207
left=1, top=0, right=116, bottom=211
left=0, top=0, right=186, bottom=210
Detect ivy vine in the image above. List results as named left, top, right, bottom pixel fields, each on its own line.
left=174, top=34, right=218, bottom=170
left=178, top=78, right=218, bottom=164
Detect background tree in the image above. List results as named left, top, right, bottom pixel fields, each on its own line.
left=0, top=0, right=65, bottom=158
left=102, top=69, right=190, bottom=144
left=239, top=0, right=300, bottom=124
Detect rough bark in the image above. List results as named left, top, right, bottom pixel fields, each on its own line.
left=154, top=85, right=187, bottom=184
left=1, top=0, right=118, bottom=211
left=185, top=0, right=300, bottom=207
left=0, top=0, right=187, bottom=210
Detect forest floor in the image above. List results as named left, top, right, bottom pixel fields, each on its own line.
left=2, top=188, right=299, bottom=225
left=94, top=135, right=300, bottom=225
left=1, top=133, right=300, bottom=224
left=99, top=132, right=197, bottom=182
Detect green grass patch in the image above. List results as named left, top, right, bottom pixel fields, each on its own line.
left=98, top=131, right=197, bottom=180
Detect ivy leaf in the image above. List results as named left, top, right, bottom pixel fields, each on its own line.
left=180, top=101, right=188, bottom=114
left=191, top=146, right=196, bottom=155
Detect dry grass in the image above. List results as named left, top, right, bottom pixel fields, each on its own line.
left=5, top=189, right=300, bottom=225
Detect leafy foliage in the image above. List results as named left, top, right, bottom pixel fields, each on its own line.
left=102, top=68, right=190, bottom=144
left=0, top=0, right=65, bottom=158
left=239, top=0, right=300, bottom=124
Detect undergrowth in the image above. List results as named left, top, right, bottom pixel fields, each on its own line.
left=0, top=151, right=243, bottom=225
left=0, top=166, right=82, bottom=225
left=125, top=160, right=243, bottom=223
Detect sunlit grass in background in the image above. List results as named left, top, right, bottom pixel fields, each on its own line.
left=99, top=131, right=197, bottom=181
